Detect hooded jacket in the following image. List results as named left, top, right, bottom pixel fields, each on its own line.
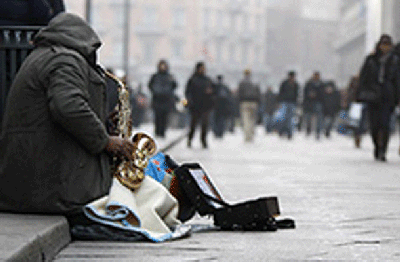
left=0, top=13, right=112, bottom=215
left=148, top=65, right=177, bottom=111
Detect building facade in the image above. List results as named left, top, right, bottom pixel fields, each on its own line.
left=65, top=0, right=269, bottom=95
left=335, top=0, right=400, bottom=87
left=266, top=0, right=339, bottom=88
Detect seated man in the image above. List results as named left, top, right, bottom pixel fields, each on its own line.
left=0, top=13, right=133, bottom=221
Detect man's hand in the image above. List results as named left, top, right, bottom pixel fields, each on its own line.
left=105, top=136, right=135, bottom=161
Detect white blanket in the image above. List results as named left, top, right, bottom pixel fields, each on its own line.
left=83, top=176, right=191, bottom=242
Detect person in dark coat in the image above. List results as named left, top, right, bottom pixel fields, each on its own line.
left=277, top=71, right=299, bottom=139
left=213, top=75, right=232, bottom=138
left=322, top=81, right=341, bottom=138
left=0, top=0, right=65, bottom=26
left=132, top=83, right=148, bottom=128
left=238, top=69, right=261, bottom=142
left=303, top=71, right=324, bottom=139
left=0, top=13, right=135, bottom=217
left=148, top=60, right=177, bottom=138
left=185, top=62, right=214, bottom=148
left=358, top=34, right=400, bottom=161
left=264, top=86, right=277, bottom=133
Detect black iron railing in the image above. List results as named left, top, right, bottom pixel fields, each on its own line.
left=0, top=26, right=42, bottom=126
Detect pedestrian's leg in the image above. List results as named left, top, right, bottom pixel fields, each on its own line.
left=188, top=112, right=199, bottom=147
left=304, top=112, right=312, bottom=135
left=201, top=111, right=210, bottom=148
left=368, top=106, right=380, bottom=159
left=160, top=110, right=169, bottom=137
left=286, top=103, right=295, bottom=138
left=316, top=103, right=323, bottom=139
left=240, top=103, right=250, bottom=141
left=249, top=103, right=257, bottom=141
left=214, top=113, right=223, bottom=137
left=154, top=109, right=161, bottom=137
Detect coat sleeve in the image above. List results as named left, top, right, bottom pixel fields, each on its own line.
left=45, top=55, right=109, bottom=155
left=148, top=74, right=155, bottom=92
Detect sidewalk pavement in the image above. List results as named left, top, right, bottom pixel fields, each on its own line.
left=0, top=124, right=187, bottom=262
left=0, top=214, right=70, bottom=262
left=55, top=128, right=400, bottom=261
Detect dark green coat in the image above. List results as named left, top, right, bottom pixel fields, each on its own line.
left=0, top=13, right=112, bottom=215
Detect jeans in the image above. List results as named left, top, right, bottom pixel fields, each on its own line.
left=324, top=115, right=335, bottom=136
left=279, top=102, right=296, bottom=137
left=264, top=113, right=273, bottom=133
left=214, top=112, right=226, bottom=138
left=304, top=102, right=323, bottom=138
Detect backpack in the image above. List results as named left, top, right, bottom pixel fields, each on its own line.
left=151, top=74, right=173, bottom=96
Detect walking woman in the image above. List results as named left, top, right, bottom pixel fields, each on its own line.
left=358, top=34, right=400, bottom=161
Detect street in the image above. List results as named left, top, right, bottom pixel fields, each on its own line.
left=55, top=128, right=400, bottom=261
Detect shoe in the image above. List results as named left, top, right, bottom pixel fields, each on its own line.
left=355, top=136, right=361, bottom=148
left=201, top=140, right=208, bottom=149
left=187, top=140, right=192, bottom=148
left=288, top=133, right=293, bottom=140
left=376, top=148, right=387, bottom=162
left=374, top=148, right=379, bottom=160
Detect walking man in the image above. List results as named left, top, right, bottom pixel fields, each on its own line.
left=148, top=60, right=177, bottom=138
left=277, top=71, right=299, bottom=139
left=213, top=75, right=232, bottom=138
left=238, top=69, right=261, bottom=142
left=185, top=62, right=215, bottom=148
left=303, top=71, right=324, bottom=140
left=264, top=86, right=277, bottom=133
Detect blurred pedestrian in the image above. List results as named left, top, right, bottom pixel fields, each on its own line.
left=238, top=69, right=261, bottom=142
left=264, top=86, right=277, bottom=133
left=322, top=81, right=341, bottom=138
left=346, top=76, right=368, bottom=148
left=185, top=62, right=214, bottom=148
left=213, top=75, right=232, bottom=138
left=277, top=71, right=299, bottom=139
left=303, top=71, right=324, bottom=140
left=357, top=34, right=400, bottom=161
left=132, top=83, right=148, bottom=128
left=227, top=90, right=240, bottom=133
left=148, top=60, right=177, bottom=138
left=0, top=0, right=65, bottom=26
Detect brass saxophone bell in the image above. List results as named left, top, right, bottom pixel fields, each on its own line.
left=132, top=132, right=157, bottom=157
left=115, top=162, right=145, bottom=189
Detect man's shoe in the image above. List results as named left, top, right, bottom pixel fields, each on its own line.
left=187, top=140, right=192, bottom=148
left=355, top=136, right=361, bottom=148
left=201, top=140, right=208, bottom=149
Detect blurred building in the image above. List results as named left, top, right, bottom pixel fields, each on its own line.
left=335, top=0, right=400, bottom=87
left=266, top=0, right=339, bottom=88
left=65, top=0, right=268, bottom=95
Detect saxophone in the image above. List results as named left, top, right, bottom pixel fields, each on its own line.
left=104, top=71, right=157, bottom=190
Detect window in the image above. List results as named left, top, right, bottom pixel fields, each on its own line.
left=256, top=15, right=262, bottom=34
left=217, top=10, right=223, bottom=28
left=110, top=1, right=124, bottom=27
left=203, top=8, right=211, bottom=30
left=242, top=43, right=249, bottom=65
left=229, top=43, right=236, bottom=62
left=216, top=41, right=223, bottom=63
left=142, top=40, right=155, bottom=64
left=254, top=46, right=261, bottom=64
left=242, top=14, right=248, bottom=32
left=144, top=6, right=158, bottom=26
left=173, top=8, right=185, bottom=29
left=172, top=40, right=184, bottom=59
